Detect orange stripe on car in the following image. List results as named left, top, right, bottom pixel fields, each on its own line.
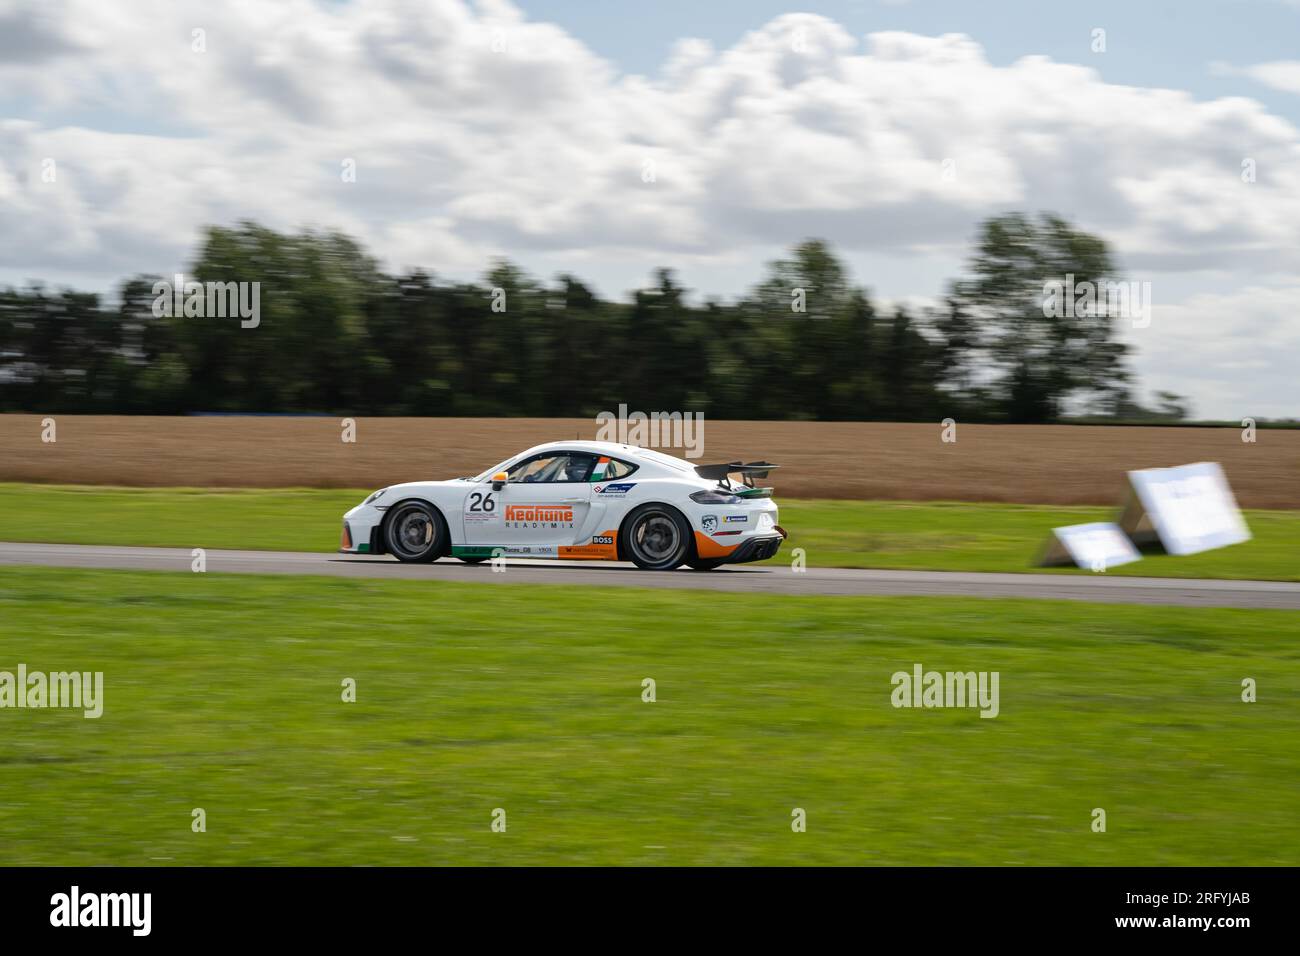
left=559, top=530, right=619, bottom=560
left=693, top=531, right=738, bottom=559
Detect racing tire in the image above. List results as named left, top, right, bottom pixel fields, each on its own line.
left=383, top=501, right=448, bottom=563
left=623, top=504, right=691, bottom=571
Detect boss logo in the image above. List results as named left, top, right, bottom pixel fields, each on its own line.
left=592, top=535, right=614, bottom=545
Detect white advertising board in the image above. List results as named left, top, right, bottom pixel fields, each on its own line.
left=1040, top=521, right=1142, bottom=571
left=1124, top=461, right=1250, bottom=556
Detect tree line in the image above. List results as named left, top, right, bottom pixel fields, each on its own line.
left=0, top=213, right=1185, bottom=423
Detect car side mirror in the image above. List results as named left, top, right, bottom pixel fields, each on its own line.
left=491, top=471, right=508, bottom=491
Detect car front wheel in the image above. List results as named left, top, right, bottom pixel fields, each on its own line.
left=624, top=504, right=690, bottom=570
left=383, top=501, right=447, bottom=563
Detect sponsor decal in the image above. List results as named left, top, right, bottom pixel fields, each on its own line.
left=505, top=504, right=575, bottom=530
left=559, top=530, right=618, bottom=560
left=595, top=482, right=637, bottom=496
left=453, top=544, right=556, bottom=558
left=502, top=546, right=549, bottom=556
left=701, top=514, right=718, bottom=534
left=465, top=490, right=500, bottom=522
left=723, top=514, right=748, bottom=523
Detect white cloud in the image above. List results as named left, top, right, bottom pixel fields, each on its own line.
left=1216, top=59, right=1300, bottom=96
left=1130, top=284, right=1300, bottom=420
left=5, top=2, right=1300, bottom=272
left=1213, top=58, right=1300, bottom=96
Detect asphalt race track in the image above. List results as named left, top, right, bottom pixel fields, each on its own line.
left=2, top=541, right=1298, bottom=609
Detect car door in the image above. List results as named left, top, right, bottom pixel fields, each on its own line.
left=462, top=452, right=596, bottom=557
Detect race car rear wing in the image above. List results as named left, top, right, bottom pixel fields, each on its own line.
left=694, top=461, right=779, bottom=488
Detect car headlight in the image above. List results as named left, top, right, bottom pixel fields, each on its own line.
left=690, top=489, right=742, bottom=505
left=364, top=488, right=387, bottom=505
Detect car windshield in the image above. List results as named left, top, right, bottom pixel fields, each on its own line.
left=473, top=452, right=594, bottom=482
left=472, top=458, right=514, bottom=482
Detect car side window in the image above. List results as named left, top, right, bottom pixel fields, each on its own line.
left=596, top=457, right=638, bottom=480
left=508, top=453, right=598, bottom=483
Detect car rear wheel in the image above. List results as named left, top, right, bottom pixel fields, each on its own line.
left=383, top=501, right=447, bottom=563
left=624, top=504, right=690, bottom=570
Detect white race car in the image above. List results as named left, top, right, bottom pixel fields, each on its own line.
left=340, top=440, right=787, bottom=570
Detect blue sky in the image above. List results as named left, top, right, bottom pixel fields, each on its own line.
left=521, top=0, right=1300, bottom=117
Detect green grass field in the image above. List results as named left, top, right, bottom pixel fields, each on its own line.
left=1, top=483, right=1295, bottom=580
left=1, top=567, right=1296, bottom=865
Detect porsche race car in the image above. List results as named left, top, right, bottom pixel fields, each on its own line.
left=340, top=440, right=787, bottom=570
